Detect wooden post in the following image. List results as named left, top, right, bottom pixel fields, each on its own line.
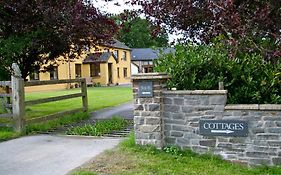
left=219, top=82, right=224, bottom=90
left=12, top=76, right=25, bottom=133
left=81, top=78, right=88, bottom=112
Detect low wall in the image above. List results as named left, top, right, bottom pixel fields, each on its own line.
left=132, top=73, right=281, bottom=166
left=163, top=91, right=281, bottom=166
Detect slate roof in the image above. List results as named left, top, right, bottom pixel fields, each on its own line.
left=131, top=48, right=175, bottom=61
left=102, top=39, right=131, bottom=50
left=83, top=52, right=117, bottom=63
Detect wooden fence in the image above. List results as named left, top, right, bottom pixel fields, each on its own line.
left=0, top=76, right=88, bottom=132
left=0, top=81, right=13, bottom=121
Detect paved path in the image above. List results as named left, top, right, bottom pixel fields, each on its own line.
left=91, top=101, right=133, bottom=120
left=0, top=135, right=121, bottom=175
left=0, top=102, right=134, bottom=175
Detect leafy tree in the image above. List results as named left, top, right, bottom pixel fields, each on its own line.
left=130, top=0, right=281, bottom=59
left=115, top=15, right=169, bottom=48
left=0, top=0, right=117, bottom=80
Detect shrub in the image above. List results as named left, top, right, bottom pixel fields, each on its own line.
left=154, top=45, right=281, bottom=104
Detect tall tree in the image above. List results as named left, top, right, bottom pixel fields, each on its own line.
left=0, top=0, right=117, bottom=80
left=130, top=0, right=281, bottom=59
left=115, top=15, right=169, bottom=48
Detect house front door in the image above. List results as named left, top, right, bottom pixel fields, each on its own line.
left=108, top=63, right=113, bottom=84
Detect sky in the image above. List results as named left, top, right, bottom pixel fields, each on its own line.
left=95, top=0, right=137, bottom=14
left=94, top=0, right=181, bottom=43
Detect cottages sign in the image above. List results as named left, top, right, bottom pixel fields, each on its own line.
left=138, top=81, right=153, bottom=97
left=199, top=120, right=248, bottom=137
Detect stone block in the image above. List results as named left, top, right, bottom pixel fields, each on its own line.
left=268, top=141, right=281, bottom=147
left=148, top=104, right=160, bottom=111
left=263, top=116, right=281, bottom=121
left=153, top=97, right=161, bottom=103
left=272, top=157, right=281, bottom=165
left=275, top=121, right=281, bottom=127
left=140, top=125, right=160, bottom=132
left=246, top=151, right=270, bottom=158
left=164, top=118, right=184, bottom=125
left=248, top=158, right=271, bottom=166
left=172, top=113, right=185, bottom=120
left=172, top=124, right=188, bottom=131
left=217, top=143, right=232, bottom=149
left=192, top=146, right=208, bottom=154
left=134, top=116, right=144, bottom=125
left=141, top=111, right=161, bottom=117
left=194, top=106, right=214, bottom=111
left=139, top=98, right=153, bottom=104
left=174, top=98, right=184, bottom=105
left=266, top=127, right=281, bottom=133
left=164, top=124, right=172, bottom=131
left=134, top=110, right=141, bottom=116
left=145, top=117, right=161, bottom=125
left=185, top=100, right=201, bottom=105
left=256, top=133, right=279, bottom=140
left=214, top=105, right=225, bottom=112
left=199, top=139, right=216, bottom=147
left=171, top=131, right=184, bottom=137
left=163, top=112, right=172, bottom=118
left=164, top=105, right=180, bottom=112
left=134, top=104, right=144, bottom=111
left=182, top=106, right=193, bottom=113
left=189, top=122, right=199, bottom=127
left=177, top=138, right=190, bottom=146
left=263, top=121, right=276, bottom=127
left=209, top=95, right=227, bottom=105
left=251, top=128, right=265, bottom=134
left=165, top=137, right=176, bottom=144
left=163, top=97, right=173, bottom=104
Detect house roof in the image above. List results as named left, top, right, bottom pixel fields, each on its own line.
left=131, top=48, right=175, bottom=61
left=102, top=39, right=131, bottom=50
left=83, top=52, right=117, bottom=63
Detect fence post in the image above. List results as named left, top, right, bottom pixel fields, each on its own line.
left=12, top=75, right=25, bottom=133
left=81, top=78, right=88, bottom=112
left=219, top=82, right=224, bottom=90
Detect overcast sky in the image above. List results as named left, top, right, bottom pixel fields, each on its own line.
left=95, top=0, right=138, bottom=14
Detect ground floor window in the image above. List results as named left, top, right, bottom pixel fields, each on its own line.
left=90, top=63, right=100, bottom=77
left=117, top=67, right=120, bottom=78
left=144, top=65, right=153, bottom=73
left=30, top=70, right=40, bottom=80
left=123, top=67, right=127, bottom=78
left=50, top=66, right=58, bottom=80
left=75, top=64, right=82, bottom=78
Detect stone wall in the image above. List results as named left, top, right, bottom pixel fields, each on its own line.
left=163, top=91, right=281, bottom=166
left=132, top=73, right=281, bottom=166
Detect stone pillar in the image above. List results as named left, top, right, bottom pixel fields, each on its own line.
left=131, top=73, right=170, bottom=149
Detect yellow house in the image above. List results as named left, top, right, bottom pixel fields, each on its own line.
left=26, top=40, right=132, bottom=92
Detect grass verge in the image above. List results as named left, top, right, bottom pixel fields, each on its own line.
left=66, top=116, right=129, bottom=136
left=72, top=134, right=281, bottom=175
left=0, top=126, right=22, bottom=141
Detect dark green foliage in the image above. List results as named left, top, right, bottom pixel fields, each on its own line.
left=155, top=45, right=281, bottom=104
left=116, top=16, right=169, bottom=48
left=66, top=116, right=129, bottom=136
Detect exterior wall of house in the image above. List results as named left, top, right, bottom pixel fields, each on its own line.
left=25, top=44, right=132, bottom=92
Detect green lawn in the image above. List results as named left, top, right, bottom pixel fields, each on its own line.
left=72, top=134, right=281, bottom=175
left=25, top=86, right=132, bottom=119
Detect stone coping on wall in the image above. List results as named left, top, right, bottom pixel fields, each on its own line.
left=131, top=73, right=171, bottom=80
left=163, top=90, right=228, bottom=95
left=225, top=104, right=281, bottom=111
